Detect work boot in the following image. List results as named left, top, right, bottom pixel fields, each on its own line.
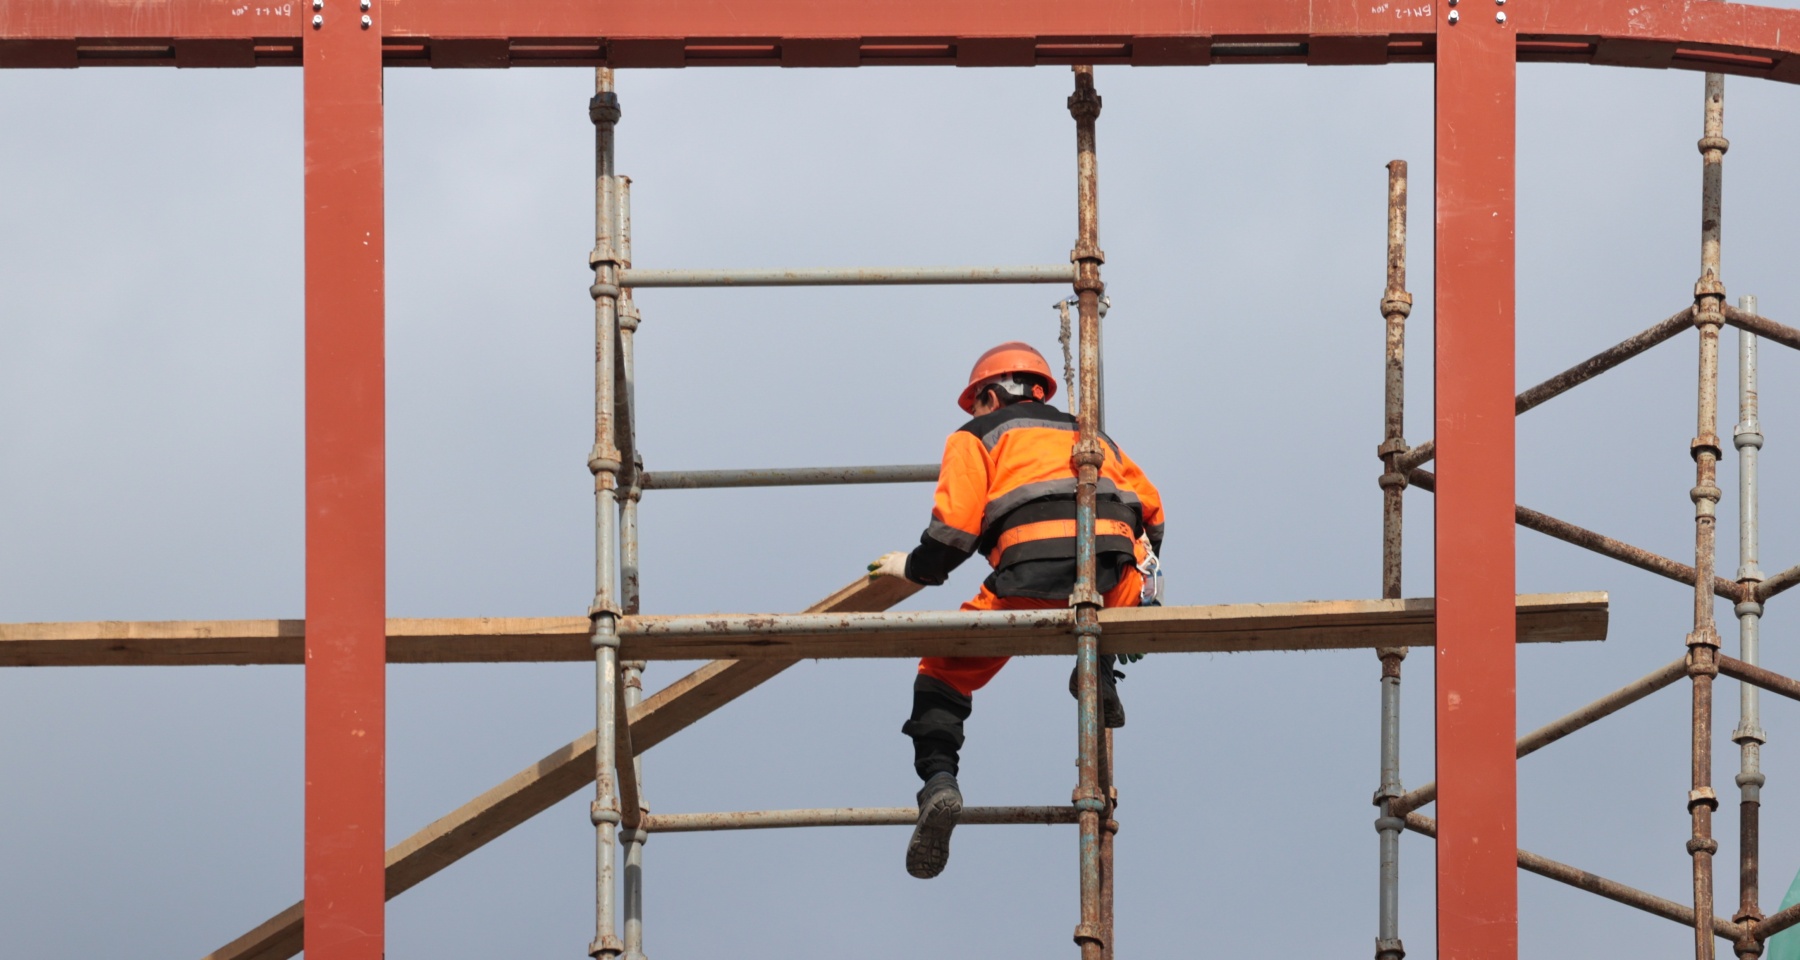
left=906, top=771, right=963, bottom=879
left=1068, top=655, right=1126, bottom=728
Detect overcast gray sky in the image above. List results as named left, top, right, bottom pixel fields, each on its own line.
left=4, top=46, right=1800, bottom=959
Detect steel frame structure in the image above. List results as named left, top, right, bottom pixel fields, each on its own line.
left=8, top=2, right=1800, bottom=959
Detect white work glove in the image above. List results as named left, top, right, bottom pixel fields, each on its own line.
left=867, top=551, right=912, bottom=582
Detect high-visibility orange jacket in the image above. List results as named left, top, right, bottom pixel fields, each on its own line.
left=903, top=400, right=1165, bottom=600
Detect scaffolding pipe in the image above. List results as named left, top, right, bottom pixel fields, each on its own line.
left=1401, top=813, right=1746, bottom=942
left=1754, top=564, right=1800, bottom=603
left=1397, top=307, right=1695, bottom=473
left=1718, top=657, right=1800, bottom=704
left=1724, top=303, right=1800, bottom=354
left=1372, top=157, right=1411, bottom=960
left=1687, top=69, right=1729, bottom=960
left=641, top=805, right=1080, bottom=832
left=619, top=265, right=1076, bottom=287
left=615, top=173, right=650, bottom=960
left=639, top=464, right=938, bottom=490
left=587, top=66, right=626, bottom=960
left=1733, top=293, right=1767, bottom=940
left=1756, top=901, right=1800, bottom=942
left=1100, top=728, right=1117, bottom=960
left=1067, top=63, right=1108, bottom=960
left=1405, top=469, right=1745, bottom=602
left=1393, top=657, right=1687, bottom=816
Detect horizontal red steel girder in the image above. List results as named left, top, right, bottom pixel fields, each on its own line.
left=3, top=0, right=1800, bottom=77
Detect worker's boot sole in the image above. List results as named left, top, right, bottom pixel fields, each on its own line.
left=906, top=776, right=963, bottom=879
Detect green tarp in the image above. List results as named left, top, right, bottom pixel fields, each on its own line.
left=1769, top=866, right=1800, bottom=960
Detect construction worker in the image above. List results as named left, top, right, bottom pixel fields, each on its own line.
left=868, top=340, right=1165, bottom=879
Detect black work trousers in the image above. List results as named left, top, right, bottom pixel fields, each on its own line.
left=900, top=674, right=971, bottom=782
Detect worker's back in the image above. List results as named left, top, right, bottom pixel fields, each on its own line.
left=931, top=399, right=1164, bottom=599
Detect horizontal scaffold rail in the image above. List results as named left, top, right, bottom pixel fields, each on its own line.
left=644, top=805, right=1078, bottom=833
left=619, top=265, right=1075, bottom=287
left=640, top=463, right=938, bottom=490
left=0, top=592, right=1606, bottom=667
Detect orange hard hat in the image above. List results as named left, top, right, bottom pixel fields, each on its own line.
left=958, top=341, right=1057, bottom=413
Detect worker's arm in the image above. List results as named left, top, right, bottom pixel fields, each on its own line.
left=904, top=431, right=989, bottom=585
left=1115, top=447, right=1165, bottom=557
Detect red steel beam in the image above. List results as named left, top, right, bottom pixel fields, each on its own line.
left=303, top=1, right=386, bottom=958
left=4, top=1, right=1800, bottom=76
left=1435, top=2, right=1517, bottom=959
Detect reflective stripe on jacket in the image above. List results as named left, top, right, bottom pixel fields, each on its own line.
left=904, top=401, right=1166, bottom=600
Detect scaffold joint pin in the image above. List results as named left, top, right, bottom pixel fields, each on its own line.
left=589, top=92, right=622, bottom=125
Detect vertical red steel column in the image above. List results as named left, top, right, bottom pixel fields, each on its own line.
left=303, top=1, right=386, bottom=957
left=1434, top=5, right=1517, bottom=960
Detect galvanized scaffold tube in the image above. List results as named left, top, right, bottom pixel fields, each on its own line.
left=1100, top=729, right=1118, bottom=960
left=1689, top=70, right=1730, bottom=960
left=618, top=264, right=1077, bottom=287
left=615, top=173, right=651, bottom=960
left=1373, top=158, right=1412, bottom=960
left=1066, top=64, right=1109, bottom=960
left=587, top=66, right=626, bottom=960
left=1733, top=293, right=1767, bottom=955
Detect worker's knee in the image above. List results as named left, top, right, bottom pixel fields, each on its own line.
left=902, top=674, right=972, bottom=746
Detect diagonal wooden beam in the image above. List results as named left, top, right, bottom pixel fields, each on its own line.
left=201, top=573, right=920, bottom=960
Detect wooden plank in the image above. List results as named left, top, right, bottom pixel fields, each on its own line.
left=202, top=573, right=919, bottom=960
left=10, top=592, right=1605, bottom=668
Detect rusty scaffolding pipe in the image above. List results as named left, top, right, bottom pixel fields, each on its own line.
left=1397, top=307, right=1696, bottom=473
left=639, top=464, right=938, bottom=490
left=1404, top=469, right=1744, bottom=602
left=1372, top=158, right=1410, bottom=960
left=1755, top=901, right=1800, bottom=943
left=641, top=806, right=1081, bottom=832
left=1401, top=813, right=1746, bottom=942
left=1066, top=63, right=1108, bottom=960
left=1392, top=657, right=1688, bottom=816
left=618, top=264, right=1077, bottom=287
left=1724, top=303, right=1800, bottom=354
left=614, top=172, right=650, bottom=960
left=1686, top=68, right=1729, bottom=960
left=1717, top=656, right=1800, bottom=704
left=587, top=65, right=626, bottom=960
left=1754, top=564, right=1800, bottom=603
